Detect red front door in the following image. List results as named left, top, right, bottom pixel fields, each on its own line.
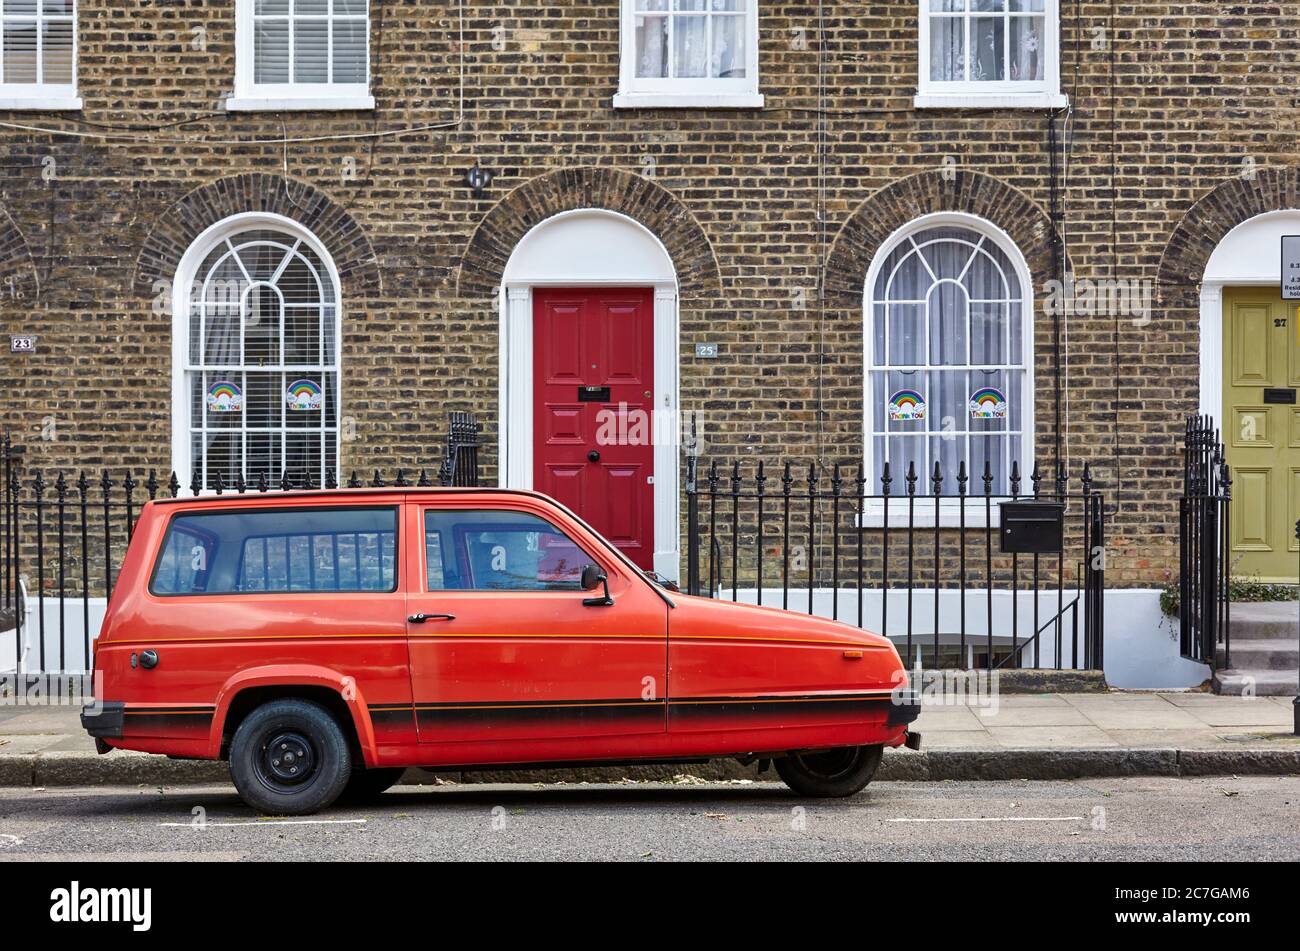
left=533, top=287, right=655, bottom=570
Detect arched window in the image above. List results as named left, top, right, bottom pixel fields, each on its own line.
left=864, top=214, right=1032, bottom=499
left=174, top=218, right=340, bottom=490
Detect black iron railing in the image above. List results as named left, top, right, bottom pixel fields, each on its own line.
left=0, top=415, right=480, bottom=675
left=1178, top=415, right=1232, bottom=667
left=685, top=455, right=1105, bottom=671
left=438, top=410, right=481, bottom=488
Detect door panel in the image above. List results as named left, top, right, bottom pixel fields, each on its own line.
left=533, top=287, right=655, bottom=569
left=1231, top=468, right=1272, bottom=551
left=1230, top=301, right=1272, bottom=385
left=404, top=502, right=667, bottom=746
left=1222, top=288, right=1300, bottom=580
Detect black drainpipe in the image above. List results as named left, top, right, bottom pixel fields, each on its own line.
left=1046, top=109, right=1064, bottom=477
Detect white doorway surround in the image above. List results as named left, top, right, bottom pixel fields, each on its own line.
left=498, top=209, right=682, bottom=580
left=1198, top=209, right=1300, bottom=421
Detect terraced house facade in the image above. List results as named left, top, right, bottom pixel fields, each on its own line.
left=0, top=3, right=1297, bottom=681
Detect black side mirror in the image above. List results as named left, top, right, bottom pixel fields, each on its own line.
left=580, top=564, right=614, bottom=607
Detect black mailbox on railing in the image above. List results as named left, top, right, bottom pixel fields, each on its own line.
left=998, top=501, right=1065, bottom=554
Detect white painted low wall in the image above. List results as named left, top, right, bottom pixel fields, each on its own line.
left=0, top=587, right=106, bottom=674
left=723, top=586, right=1210, bottom=689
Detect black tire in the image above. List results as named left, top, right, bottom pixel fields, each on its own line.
left=775, top=744, right=883, bottom=797
left=337, top=767, right=406, bottom=804
left=229, top=698, right=353, bottom=815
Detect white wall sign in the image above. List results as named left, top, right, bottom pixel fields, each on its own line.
left=1282, top=234, right=1300, bottom=300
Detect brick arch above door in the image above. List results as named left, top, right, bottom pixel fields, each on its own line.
left=824, top=168, right=1062, bottom=309
left=456, top=166, right=722, bottom=302
left=1158, top=166, right=1300, bottom=308
left=133, top=172, right=382, bottom=299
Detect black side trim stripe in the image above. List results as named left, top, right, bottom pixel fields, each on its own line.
left=375, top=693, right=904, bottom=727
left=123, top=706, right=216, bottom=716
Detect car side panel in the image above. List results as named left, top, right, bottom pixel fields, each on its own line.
left=403, top=499, right=669, bottom=745
left=667, top=595, right=909, bottom=746
left=95, top=497, right=415, bottom=760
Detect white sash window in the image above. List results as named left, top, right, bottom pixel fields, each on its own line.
left=863, top=215, right=1035, bottom=520
left=230, top=0, right=372, bottom=111
left=916, top=0, right=1065, bottom=109
left=174, top=222, right=342, bottom=490
left=0, top=0, right=78, bottom=110
left=616, top=0, right=763, bottom=109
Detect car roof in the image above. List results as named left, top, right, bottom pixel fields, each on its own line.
left=145, top=486, right=677, bottom=607
left=148, top=487, right=550, bottom=506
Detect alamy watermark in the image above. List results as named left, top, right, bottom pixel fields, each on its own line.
left=1043, top=272, right=1154, bottom=325
left=0, top=673, right=102, bottom=709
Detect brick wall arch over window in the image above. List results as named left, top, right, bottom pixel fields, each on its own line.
left=1157, top=166, right=1300, bottom=308
left=133, top=173, right=381, bottom=300
left=456, top=166, right=722, bottom=303
left=0, top=203, right=39, bottom=301
left=825, top=169, right=1060, bottom=307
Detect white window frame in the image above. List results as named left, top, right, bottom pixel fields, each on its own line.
left=860, top=212, right=1036, bottom=528
left=915, top=0, right=1066, bottom=110
left=0, top=0, right=80, bottom=110
left=614, top=0, right=763, bottom=110
left=228, top=0, right=373, bottom=112
left=171, top=212, right=345, bottom=491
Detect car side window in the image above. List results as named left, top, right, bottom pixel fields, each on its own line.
left=150, top=506, right=398, bottom=595
left=424, top=510, right=595, bottom=592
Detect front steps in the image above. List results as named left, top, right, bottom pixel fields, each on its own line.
left=1212, top=601, right=1300, bottom=696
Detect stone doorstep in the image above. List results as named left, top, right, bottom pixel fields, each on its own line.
left=5, top=745, right=1300, bottom=788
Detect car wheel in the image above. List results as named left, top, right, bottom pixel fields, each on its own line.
left=775, top=744, right=883, bottom=797
left=229, top=699, right=352, bottom=815
left=337, top=767, right=407, bottom=804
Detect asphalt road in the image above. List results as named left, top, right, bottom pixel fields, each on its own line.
left=0, top=776, right=1298, bottom=861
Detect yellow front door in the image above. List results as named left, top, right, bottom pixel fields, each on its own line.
left=1222, top=287, right=1300, bottom=582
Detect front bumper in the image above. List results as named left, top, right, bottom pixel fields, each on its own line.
left=80, top=701, right=124, bottom=739
left=886, top=687, right=922, bottom=727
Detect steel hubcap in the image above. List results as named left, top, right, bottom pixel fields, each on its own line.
left=262, top=731, right=316, bottom=785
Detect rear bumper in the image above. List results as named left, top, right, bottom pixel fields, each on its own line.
left=886, top=688, right=922, bottom=727
left=80, top=700, right=125, bottom=739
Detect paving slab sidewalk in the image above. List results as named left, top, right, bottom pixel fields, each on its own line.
left=1, top=691, right=1298, bottom=787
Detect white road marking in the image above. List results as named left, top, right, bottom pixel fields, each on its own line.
left=159, top=819, right=367, bottom=828
left=0, top=833, right=23, bottom=846
left=888, top=816, right=1084, bottom=823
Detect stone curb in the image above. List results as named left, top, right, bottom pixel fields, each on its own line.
left=2, top=746, right=1300, bottom=787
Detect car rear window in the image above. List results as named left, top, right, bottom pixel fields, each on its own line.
left=151, top=506, right=398, bottom=595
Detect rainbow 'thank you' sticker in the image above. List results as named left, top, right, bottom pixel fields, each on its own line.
left=887, top=389, right=926, bottom=422
left=205, top=380, right=243, bottom=414
left=968, top=386, right=1008, bottom=419
left=285, top=379, right=323, bottom=412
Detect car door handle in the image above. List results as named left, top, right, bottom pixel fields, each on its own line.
left=407, top=613, right=456, bottom=623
